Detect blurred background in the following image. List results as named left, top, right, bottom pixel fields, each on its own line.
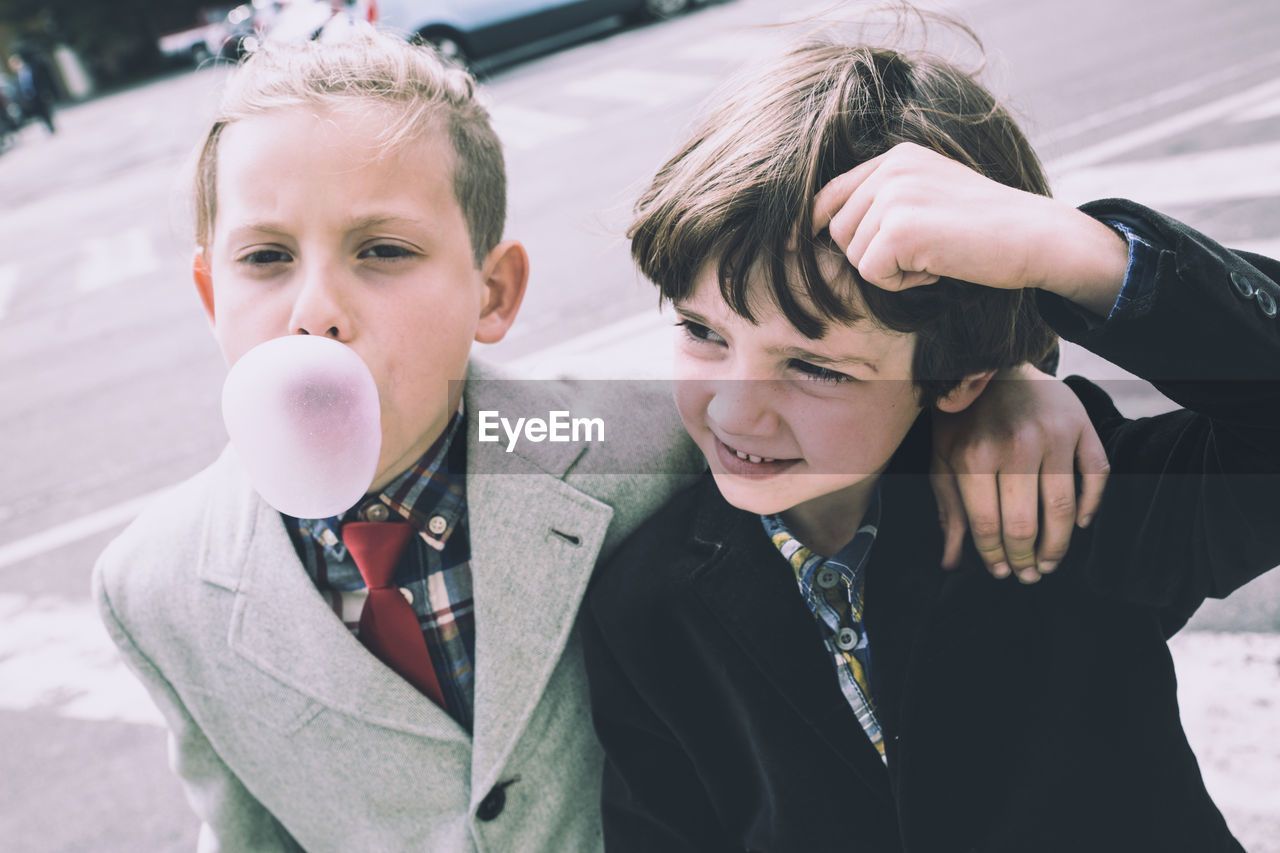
left=1, top=0, right=1278, bottom=850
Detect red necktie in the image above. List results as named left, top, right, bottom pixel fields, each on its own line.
left=342, top=521, right=446, bottom=707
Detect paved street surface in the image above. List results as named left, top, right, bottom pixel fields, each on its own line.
left=2, top=0, right=1278, bottom=849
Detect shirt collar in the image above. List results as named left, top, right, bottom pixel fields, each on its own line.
left=761, top=481, right=882, bottom=600
left=294, top=401, right=468, bottom=560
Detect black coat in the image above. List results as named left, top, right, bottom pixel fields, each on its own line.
left=581, top=201, right=1280, bottom=853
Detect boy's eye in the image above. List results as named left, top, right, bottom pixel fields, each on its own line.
left=239, top=248, right=292, bottom=265
left=676, top=320, right=725, bottom=345
left=358, top=243, right=415, bottom=260
left=789, top=359, right=853, bottom=384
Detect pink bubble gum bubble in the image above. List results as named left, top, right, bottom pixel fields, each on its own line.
left=221, top=336, right=381, bottom=519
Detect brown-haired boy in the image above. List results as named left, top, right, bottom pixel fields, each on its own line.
left=582, top=37, right=1280, bottom=852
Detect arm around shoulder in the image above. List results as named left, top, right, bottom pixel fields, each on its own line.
left=1034, top=200, right=1280, bottom=615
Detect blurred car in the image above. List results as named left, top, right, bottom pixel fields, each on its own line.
left=266, top=0, right=701, bottom=68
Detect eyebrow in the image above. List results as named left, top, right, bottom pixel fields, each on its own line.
left=769, top=345, right=880, bottom=373
left=675, top=307, right=881, bottom=373
left=229, top=215, right=425, bottom=235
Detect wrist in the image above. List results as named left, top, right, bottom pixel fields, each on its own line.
left=1042, top=209, right=1128, bottom=314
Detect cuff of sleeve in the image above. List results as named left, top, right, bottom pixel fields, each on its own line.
left=1103, top=219, right=1160, bottom=321
left=1048, top=217, right=1162, bottom=333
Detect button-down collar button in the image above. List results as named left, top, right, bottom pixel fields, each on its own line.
left=1256, top=287, right=1277, bottom=319
left=364, top=503, right=389, bottom=522
left=1230, top=271, right=1256, bottom=300
left=836, top=627, right=859, bottom=651
left=428, top=514, right=448, bottom=536
left=816, top=567, right=841, bottom=589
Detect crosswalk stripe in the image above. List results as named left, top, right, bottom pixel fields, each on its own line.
left=0, top=487, right=171, bottom=572
left=1052, top=139, right=1280, bottom=209
left=675, top=32, right=785, bottom=62
left=1232, top=93, right=1280, bottom=124
left=562, top=68, right=719, bottom=107
left=489, top=104, right=590, bottom=151
left=75, top=226, right=160, bottom=293
left=1048, top=77, right=1280, bottom=174
left=0, top=593, right=163, bottom=726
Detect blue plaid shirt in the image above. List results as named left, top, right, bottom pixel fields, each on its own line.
left=763, top=484, right=886, bottom=761
left=285, top=405, right=477, bottom=731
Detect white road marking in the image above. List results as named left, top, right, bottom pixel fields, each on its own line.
left=1039, top=53, right=1280, bottom=150
left=0, top=264, right=17, bottom=321
left=75, top=226, right=160, bottom=293
left=0, top=487, right=170, bottom=572
left=1048, top=77, right=1280, bottom=173
left=562, top=68, right=719, bottom=108
left=489, top=104, right=589, bottom=151
left=0, top=593, right=163, bottom=726
left=1052, top=139, right=1280, bottom=208
left=510, top=306, right=674, bottom=379
left=1232, top=92, right=1280, bottom=124
left=675, top=32, right=785, bottom=62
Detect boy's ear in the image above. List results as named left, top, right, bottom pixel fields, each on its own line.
left=934, top=369, right=998, bottom=413
left=192, top=249, right=216, bottom=323
left=474, top=239, right=529, bottom=344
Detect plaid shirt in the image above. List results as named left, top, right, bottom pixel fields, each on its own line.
left=285, top=405, right=477, bottom=731
left=762, top=484, right=885, bottom=761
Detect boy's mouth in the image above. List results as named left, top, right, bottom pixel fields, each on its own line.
left=713, top=437, right=801, bottom=477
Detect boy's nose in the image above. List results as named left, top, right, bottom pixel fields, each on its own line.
left=289, top=270, right=350, bottom=340
left=705, top=379, right=778, bottom=437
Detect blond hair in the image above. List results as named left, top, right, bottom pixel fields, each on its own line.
left=631, top=27, right=1056, bottom=402
left=192, top=29, right=505, bottom=266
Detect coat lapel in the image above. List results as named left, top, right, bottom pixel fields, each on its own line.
left=201, top=449, right=469, bottom=741
left=687, top=486, right=895, bottom=805
left=463, top=370, right=615, bottom=798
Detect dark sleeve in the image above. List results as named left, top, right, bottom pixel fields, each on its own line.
left=580, top=600, right=740, bottom=853
left=1035, top=200, right=1280, bottom=623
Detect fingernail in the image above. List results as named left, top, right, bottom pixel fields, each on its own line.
left=1018, top=568, right=1041, bottom=584
left=1039, top=560, right=1058, bottom=575
left=992, top=562, right=1011, bottom=579
left=1079, top=514, right=1094, bottom=528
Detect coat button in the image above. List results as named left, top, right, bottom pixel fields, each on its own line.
left=476, top=784, right=507, bottom=822
left=1256, top=288, right=1278, bottom=319
left=1230, top=271, right=1256, bottom=299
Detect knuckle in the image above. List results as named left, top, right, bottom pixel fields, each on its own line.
left=959, top=446, right=997, bottom=473
left=971, top=519, right=1002, bottom=542
left=1044, top=491, right=1076, bottom=518
left=1004, top=520, right=1039, bottom=542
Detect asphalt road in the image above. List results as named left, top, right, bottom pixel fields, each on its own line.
left=1, top=0, right=1279, bottom=850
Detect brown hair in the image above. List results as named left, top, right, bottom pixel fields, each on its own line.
left=192, top=28, right=505, bottom=266
left=629, top=26, right=1057, bottom=403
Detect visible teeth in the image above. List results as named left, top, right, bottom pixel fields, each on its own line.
left=733, top=448, right=775, bottom=463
